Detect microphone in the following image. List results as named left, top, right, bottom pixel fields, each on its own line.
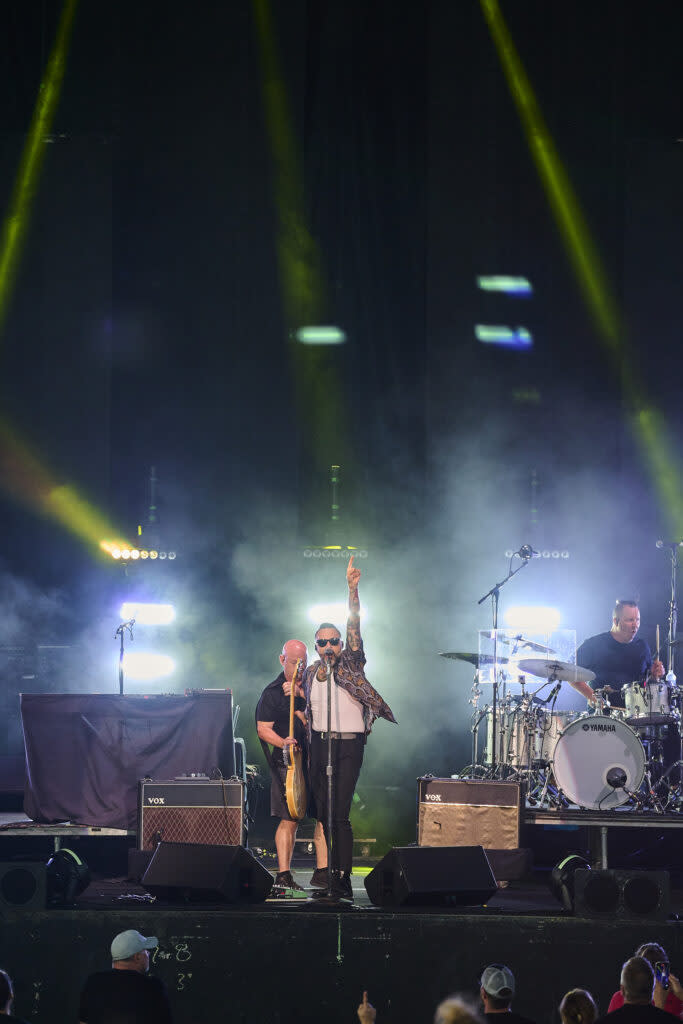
left=656, top=540, right=683, bottom=548
left=517, top=544, right=539, bottom=560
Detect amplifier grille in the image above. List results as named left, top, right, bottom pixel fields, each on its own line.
left=140, top=806, right=242, bottom=850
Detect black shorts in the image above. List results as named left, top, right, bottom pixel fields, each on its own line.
left=270, top=755, right=319, bottom=822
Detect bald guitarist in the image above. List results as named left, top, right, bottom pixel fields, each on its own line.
left=256, top=639, right=328, bottom=892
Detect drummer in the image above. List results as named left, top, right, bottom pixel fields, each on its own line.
left=570, top=599, right=665, bottom=707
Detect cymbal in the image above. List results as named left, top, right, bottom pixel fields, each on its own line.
left=517, top=658, right=596, bottom=683
left=481, top=631, right=555, bottom=654
left=439, top=652, right=509, bottom=667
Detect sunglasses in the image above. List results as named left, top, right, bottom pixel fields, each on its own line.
left=316, top=637, right=341, bottom=647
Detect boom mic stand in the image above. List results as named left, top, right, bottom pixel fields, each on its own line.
left=115, top=619, right=135, bottom=695
left=477, top=555, right=530, bottom=778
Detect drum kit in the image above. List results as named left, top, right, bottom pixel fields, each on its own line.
left=441, top=645, right=683, bottom=813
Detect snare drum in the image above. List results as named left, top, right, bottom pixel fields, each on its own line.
left=552, top=714, right=645, bottom=809
left=622, top=680, right=672, bottom=727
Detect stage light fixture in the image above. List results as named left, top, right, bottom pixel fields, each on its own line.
left=121, top=549, right=131, bottom=560
left=549, top=854, right=591, bottom=911
left=120, top=603, right=176, bottom=626
left=168, top=551, right=176, bottom=560
left=130, top=549, right=140, bottom=560
left=475, top=325, right=532, bottom=349
left=503, top=605, right=561, bottom=632
left=111, top=549, right=122, bottom=559
left=46, top=848, right=90, bottom=905
left=159, top=551, right=167, bottom=560
left=477, top=275, right=532, bottom=295
left=149, top=550, right=158, bottom=559
left=122, top=652, right=175, bottom=682
left=294, top=325, right=347, bottom=345
left=140, top=550, right=149, bottom=559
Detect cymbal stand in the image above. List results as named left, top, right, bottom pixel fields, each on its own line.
left=469, top=671, right=485, bottom=776
left=477, top=556, right=530, bottom=778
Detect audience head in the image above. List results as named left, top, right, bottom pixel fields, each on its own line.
left=559, top=988, right=597, bottom=1024
left=480, top=964, right=515, bottom=1010
left=434, top=995, right=483, bottom=1024
left=111, top=930, right=158, bottom=973
left=0, top=970, right=13, bottom=1014
left=634, top=942, right=668, bottom=970
left=621, top=957, right=655, bottom=1005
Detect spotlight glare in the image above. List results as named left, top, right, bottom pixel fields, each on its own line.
left=475, top=324, right=533, bottom=349
left=122, top=652, right=175, bottom=682
left=121, top=549, right=131, bottom=560
left=477, top=275, right=533, bottom=295
left=120, top=603, right=176, bottom=626
left=130, top=549, right=140, bottom=560
left=295, top=325, right=347, bottom=345
left=140, top=550, right=149, bottom=559
left=503, top=605, right=561, bottom=631
left=307, top=602, right=368, bottom=625
left=149, top=550, right=158, bottom=560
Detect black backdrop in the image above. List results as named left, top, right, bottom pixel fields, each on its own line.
left=0, top=0, right=681, bottom=840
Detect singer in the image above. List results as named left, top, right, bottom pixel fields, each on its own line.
left=569, top=599, right=664, bottom=706
left=301, top=556, right=396, bottom=901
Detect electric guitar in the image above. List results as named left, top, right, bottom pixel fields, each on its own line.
left=282, top=659, right=307, bottom=820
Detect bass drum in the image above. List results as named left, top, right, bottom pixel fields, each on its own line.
left=552, top=714, right=645, bottom=810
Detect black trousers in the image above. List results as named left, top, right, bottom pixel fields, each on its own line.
left=310, top=732, right=364, bottom=875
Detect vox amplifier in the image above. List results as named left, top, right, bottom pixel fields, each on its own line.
left=138, top=779, right=244, bottom=851
left=418, top=777, right=521, bottom=846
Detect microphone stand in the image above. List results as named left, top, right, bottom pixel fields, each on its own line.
left=115, top=620, right=135, bottom=695
left=478, top=558, right=530, bottom=778
left=324, top=657, right=334, bottom=898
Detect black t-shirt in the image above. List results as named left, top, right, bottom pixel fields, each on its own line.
left=79, top=969, right=172, bottom=1024
left=255, top=672, right=306, bottom=744
left=576, top=631, right=652, bottom=707
left=484, top=1012, right=536, bottom=1024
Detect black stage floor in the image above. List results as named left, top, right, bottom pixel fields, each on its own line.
left=3, top=867, right=683, bottom=1024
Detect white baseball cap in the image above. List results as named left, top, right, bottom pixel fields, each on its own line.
left=111, top=930, right=158, bottom=961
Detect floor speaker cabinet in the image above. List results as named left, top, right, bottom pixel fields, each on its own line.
left=138, top=780, right=244, bottom=851
left=364, top=846, right=497, bottom=908
left=141, top=842, right=273, bottom=903
left=0, top=861, right=46, bottom=910
left=417, top=777, right=527, bottom=880
left=574, top=869, right=670, bottom=921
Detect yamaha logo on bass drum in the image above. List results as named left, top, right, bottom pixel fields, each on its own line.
left=581, top=722, right=616, bottom=732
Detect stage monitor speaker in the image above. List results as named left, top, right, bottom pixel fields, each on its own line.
left=141, top=842, right=273, bottom=904
left=574, top=869, right=670, bottom=921
left=0, top=862, right=46, bottom=910
left=364, top=846, right=497, bottom=908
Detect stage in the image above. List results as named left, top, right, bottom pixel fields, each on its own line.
left=2, top=832, right=683, bottom=1024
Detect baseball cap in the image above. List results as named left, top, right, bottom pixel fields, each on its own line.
left=111, top=930, right=158, bottom=961
left=480, top=964, right=515, bottom=999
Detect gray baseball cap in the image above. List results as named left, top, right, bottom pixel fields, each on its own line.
left=111, top=930, right=158, bottom=961
left=481, top=964, right=515, bottom=999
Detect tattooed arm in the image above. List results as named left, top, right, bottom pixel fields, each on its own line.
left=346, top=555, right=362, bottom=652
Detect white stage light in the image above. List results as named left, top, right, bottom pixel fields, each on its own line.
left=504, top=605, right=561, bottom=632
left=122, top=652, right=175, bottom=681
left=307, top=603, right=368, bottom=625
left=120, top=603, right=176, bottom=626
